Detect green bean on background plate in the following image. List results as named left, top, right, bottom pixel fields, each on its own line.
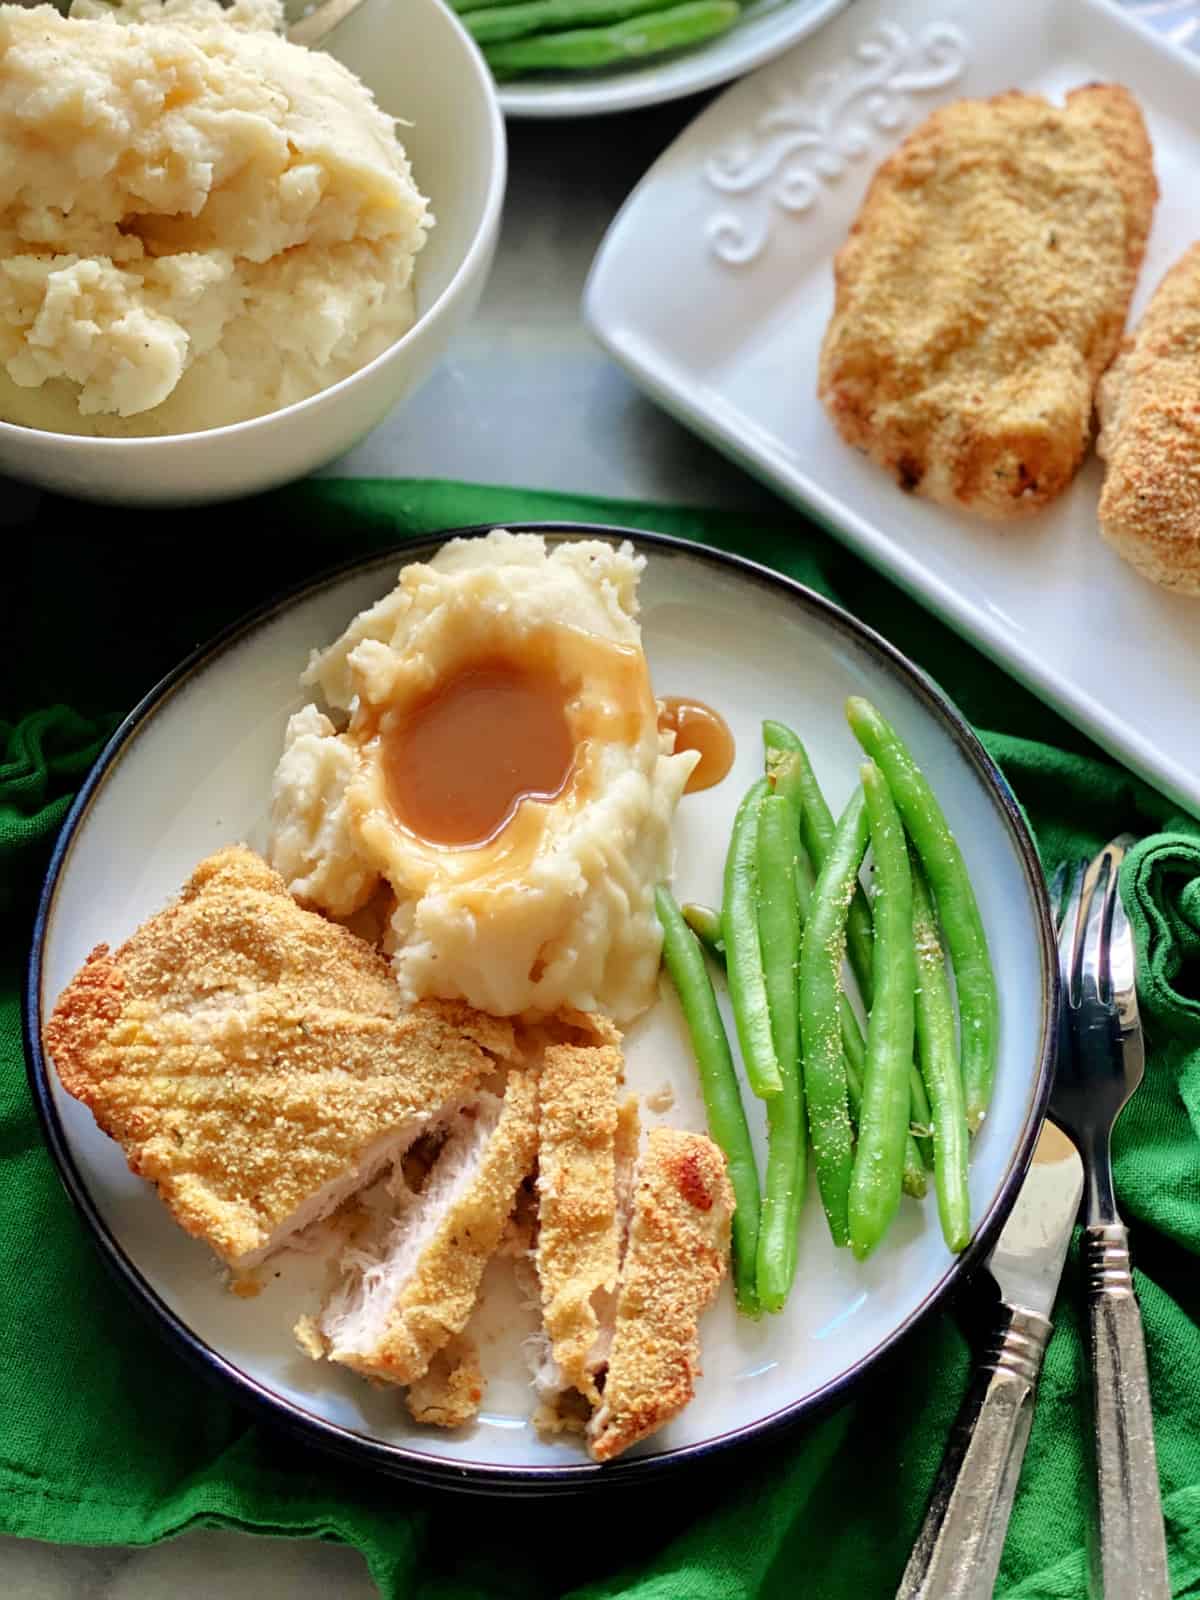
left=754, top=793, right=806, bottom=1313
left=845, top=697, right=999, bottom=1133
left=911, top=856, right=971, bottom=1253
left=798, top=787, right=868, bottom=1248
left=848, top=762, right=915, bottom=1262
left=722, top=778, right=783, bottom=1100
left=463, top=0, right=677, bottom=46
left=483, top=0, right=740, bottom=76
left=655, top=886, right=761, bottom=1316
left=767, top=733, right=930, bottom=1188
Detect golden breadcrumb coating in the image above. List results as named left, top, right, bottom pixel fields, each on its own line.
left=819, top=86, right=1156, bottom=519
left=587, top=1128, right=733, bottom=1464
left=1096, top=241, right=1200, bottom=594
left=321, top=1067, right=538, bottom=1387
left=535, top=1018, right=629, bottom=1406
left=530, top=1088, right=642, bottom=1438
left=44, top=847, right=516, bottom=1269
left=404, top=1334, right=485, bottom=1428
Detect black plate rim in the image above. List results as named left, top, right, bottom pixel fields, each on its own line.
left=24, top=521, right=1059, bottom=1495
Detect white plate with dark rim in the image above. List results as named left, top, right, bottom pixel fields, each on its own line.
left=25, top=526, right=1056, bottom=1493
left=584, top=0, right=1200, bottom=821
left=494, top=0, right=849, bottom=118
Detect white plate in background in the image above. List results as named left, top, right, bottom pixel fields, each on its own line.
left=27, top=528, right=1055, bottom=1490
left=585, top=0, right=1200, bottom=819
left=496, top=0, right=849, bottom=118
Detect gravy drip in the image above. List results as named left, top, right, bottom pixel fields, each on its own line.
left=658, top=697, right=735, bottom=793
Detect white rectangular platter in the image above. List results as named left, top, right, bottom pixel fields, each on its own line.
left=585, top=0, right=1200, bottom=817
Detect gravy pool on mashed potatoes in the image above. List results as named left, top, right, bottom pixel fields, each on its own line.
left=0, top=0, right=430, bottom=435
left=269, top=532, right=698, bottom=1023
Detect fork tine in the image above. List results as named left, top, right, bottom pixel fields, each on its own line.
left=1057, top=858, right=1087, bottom=1007
left=1080, top=850, right=1117, bottom=1007
left=1049, top=860, right=1069, bottom=929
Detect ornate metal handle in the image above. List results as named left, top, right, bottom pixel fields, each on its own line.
left=1085, top=1223, right=1171, bottom=1599
left=897, top=1305, right=1051, bottom=1600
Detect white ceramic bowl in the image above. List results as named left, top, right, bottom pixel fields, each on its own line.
left=0, top=0, right=506, bottom=507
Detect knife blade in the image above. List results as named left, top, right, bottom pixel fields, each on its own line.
left=988, top=1121, right=1084, bottom=1319
left=897, top=1125, right=1083, bottom=1600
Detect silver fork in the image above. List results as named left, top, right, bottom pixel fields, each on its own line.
left=1051, top=839, right=1170, bottom=1600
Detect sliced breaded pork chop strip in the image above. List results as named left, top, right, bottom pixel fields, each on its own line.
left=313, top=1067, right=538, bottom=1387
left=44, top=846, right=514, bottom=1269
left=1096, top=240, right=1200, bottom=595
left=587, top=1128, right=733, bottom=1464
left=534, top=1015, right=629, bottom=1407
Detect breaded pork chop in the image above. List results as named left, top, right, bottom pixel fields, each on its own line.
left=1096, top=241, right=1200, bottom=594
left=818, top=86, right=1156, bottom=519
left=587, top=1128, right=733, bottom=1464
left=308, top=1068, right=538, bottom=1386
left=533, top=1011, right=634, bottom=1410
left=45, top=847, right=516, bottom=1270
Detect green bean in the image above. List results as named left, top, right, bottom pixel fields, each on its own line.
left=848, top=763, right=915, bottom=1261
left=722, top=779, right=783, bottom=1100
left=754, top=795, right=806, bottom=1312
left=767, top=727, right=933, bottom=1159
left=464, top=0, right=675, bottom=43
left=912, top=857, right=971, bottom=1252
left=682, top=902, right=725, bottom=959
left=765, top=722, right=876, bottom=1005
left=846, top=697, right=999, bottom=1133
left=655, top=887, right=761, bottom=1316
left=689, top=831, right=924, bottom=1215
left=483, top=0, right=739, bottom=75
left=798, top=788, right=867, bottom=1247
left=770, top=742, right=928, bottom=1196
left=686, top=889, right=929, bottom=1195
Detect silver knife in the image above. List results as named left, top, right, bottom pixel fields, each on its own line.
left=897, top=1126, right=1084, bottom=1600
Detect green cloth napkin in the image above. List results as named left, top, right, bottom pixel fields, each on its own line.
left=4, top=477, right=1200, bottom=1598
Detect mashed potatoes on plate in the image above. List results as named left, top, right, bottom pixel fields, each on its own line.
left=269, top=531, right=697, bottom=1023
left=0, top=0, right=431, bottom=435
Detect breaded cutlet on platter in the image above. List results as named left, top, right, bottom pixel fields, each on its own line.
left=1097, top=240, right=1200, bottom=595
left=818, top=86, right=1157, bottom=519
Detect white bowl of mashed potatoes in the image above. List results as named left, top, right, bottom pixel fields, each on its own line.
left=0, top=0, right=504, bottom=505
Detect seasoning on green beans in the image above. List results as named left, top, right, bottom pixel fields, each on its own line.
left=765, top=722, right=876, bottom=1006
left=767, top=734, right=929, bottom=1188
left=911, top=856, right=971, bottom=1252
left=848, top=763, right=915, bottom=1261
left=464, top=0, right=676, bottom=45
left=684, top=890, right=926, bottom=1199
left=483, top=0, right=740, bottom=76
left=798, top=788, right=867, bottom=1247
left=655, top=886, right=761, bottom=1316
left=722, top=779, right=783, bottom=1100
left=845, top=697, right=999, bottom=1133
left=754, top=794, right=806, bottom=1312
